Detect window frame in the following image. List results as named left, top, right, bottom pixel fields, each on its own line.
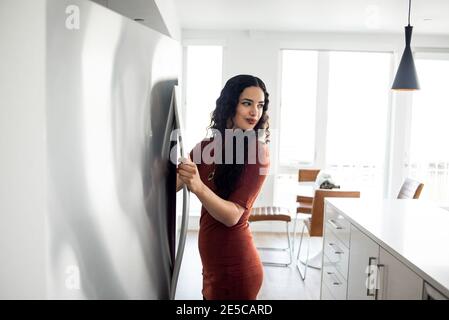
left=181, top=43, right=225, bottom=216
left=278, top=49, right=321, bottom=171
left=402, top=50, right=449, bottom=206
left=277, top=49, right=395, bottom=199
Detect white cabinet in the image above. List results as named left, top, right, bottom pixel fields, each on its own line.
left=321, top=204, right=351, bottom=299
left=323, top=228, right=349, bottom=280
left=423, top=282, right=449, bottom=300
left=322, top=201, right=429, bottom=300
left=378, top=248, right=423, bottom=300
left=321, top=263, right=347, bottom=299
left=320, top=280, right=336, bottom=300
left=321, top=199, right=449, bottom=300
left=347, top=225, right=379, bottom=300
left=346, top=225, right=423, bottom=300
left=324, top=203, right=351, bottom=247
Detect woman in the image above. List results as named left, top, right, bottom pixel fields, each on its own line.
left=177, top=74, right=270, bottom=300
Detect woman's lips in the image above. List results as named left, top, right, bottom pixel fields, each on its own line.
left=246, top=118, right=257, bottom=125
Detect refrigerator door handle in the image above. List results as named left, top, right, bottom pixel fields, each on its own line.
left=170, top=180, right=190, bottom=299
left=170, top=87, right=190, bottom=300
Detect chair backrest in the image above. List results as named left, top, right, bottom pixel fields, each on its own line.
left=309, top=190, right=360, bottom=237
left=397, top=178, right=424, bottom=199
left=298, top=169, right=320, bottom=182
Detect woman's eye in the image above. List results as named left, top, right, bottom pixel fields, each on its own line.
left=242, top=101, right=251, bottom=106
left=257, top=104, right=264, bottom=109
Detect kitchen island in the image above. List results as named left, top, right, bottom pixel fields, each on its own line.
left=321, top=198, right=449, bottom=300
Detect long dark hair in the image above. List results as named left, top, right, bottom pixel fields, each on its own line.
left=208, top=74, right=270, bottom=199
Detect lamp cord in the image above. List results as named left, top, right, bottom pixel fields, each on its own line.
left=408, top=0, right=411, bottom=26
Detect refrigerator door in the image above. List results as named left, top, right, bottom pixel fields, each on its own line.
left=46, top=0, right=180, bottom=299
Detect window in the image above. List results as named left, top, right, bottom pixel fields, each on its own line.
left=276, top=50, right=392, bottom=204
left=183, top=45, right=223, bottom=216
left=326, top=51, right=391, bottom=198
left=408, top=54, right=449, bottom=204
left=185, top=45, right=223, bottom=151
left=279, top=50, right=318, bottom=166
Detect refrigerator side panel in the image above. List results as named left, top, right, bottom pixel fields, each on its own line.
left=0, top=0, right=47, bottom=299
left=46, top=0, right=180, bottom=299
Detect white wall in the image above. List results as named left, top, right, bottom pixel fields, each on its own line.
left=182, top=29, right=449, bottom=208
left=0, top=0, right=47, bottom=299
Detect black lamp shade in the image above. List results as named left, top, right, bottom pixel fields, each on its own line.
left=392, top=26, right=420, bottom=90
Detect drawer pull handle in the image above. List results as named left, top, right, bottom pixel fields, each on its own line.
left=328, top=219, right=343, bottom=230
left=326, top=271, right=342, bottom=286
left=328, top=242, right=344, bottom=255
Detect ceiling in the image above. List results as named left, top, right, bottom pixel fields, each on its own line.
left=173, top=0, right=449, bottom=35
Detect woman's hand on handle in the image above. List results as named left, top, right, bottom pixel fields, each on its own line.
left=177, top=156, right=204, bottom=195
left=177, top=156, right=244, bottom=227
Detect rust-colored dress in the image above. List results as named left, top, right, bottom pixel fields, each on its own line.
left=190, top=140, right=270, bottom=300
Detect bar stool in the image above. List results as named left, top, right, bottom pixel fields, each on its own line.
left=248, top=206, right=292, bottom=267
left=292, top=169, right=320, bottom=251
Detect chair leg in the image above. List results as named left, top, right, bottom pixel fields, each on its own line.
left=292, top=213, right=298, bottom=253
left=286, top=221, right=292, bottom=265
left=252, top=221, right=292, bottom=267
left=296, top=223, right=306, bottom=261
left=296, top=223, right=309, bottom=280
left=303, top=232, right=311, bottom=279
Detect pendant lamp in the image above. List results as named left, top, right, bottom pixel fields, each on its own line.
left=392, top=0, right=420, bottom=90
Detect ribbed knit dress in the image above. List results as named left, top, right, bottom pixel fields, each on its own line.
left=190, top=139, right=269, bottom=300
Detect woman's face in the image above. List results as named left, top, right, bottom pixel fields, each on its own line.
left=230, top=86, right=265, bottom=130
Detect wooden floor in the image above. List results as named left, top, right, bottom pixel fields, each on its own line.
left=175, top=230, right=322, bottom=300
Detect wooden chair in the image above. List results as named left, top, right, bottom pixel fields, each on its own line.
left=296, top=190, right=360, bottom=280
left=397, top=178, right=424, bottom=199
left=248, top=206, right=292, bottom=267
left=292, top=169, right=321, bottom=250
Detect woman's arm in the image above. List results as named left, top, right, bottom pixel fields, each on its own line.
left=176, top=173, right=184, bottom=192
left=177, top=160, right=244, bottom=227
left=195, top=184, right=245, bottom=227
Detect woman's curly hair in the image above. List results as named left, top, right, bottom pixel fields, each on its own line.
left=207, top=74, right=270, bottom=200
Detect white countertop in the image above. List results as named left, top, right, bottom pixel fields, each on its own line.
left=325, top=198, right=449, bottom=298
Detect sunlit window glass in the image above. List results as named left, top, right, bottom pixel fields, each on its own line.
left=185, top=45, right=223, bottom=151
left=279, top=50, right=318, bottom=166
left=409, top=55, right=449, bottom=204
left=326, top=51, right=391, bottom=198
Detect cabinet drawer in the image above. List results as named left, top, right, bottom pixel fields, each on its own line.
left=325, top=203, right=351, bottom=247
left=322, top=260, right=347, bottom=299
left=324, top=229, right=349, bottom=280
left=321, top=282, right=336, bottom=300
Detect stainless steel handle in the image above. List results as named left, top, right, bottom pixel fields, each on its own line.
left=328, top=242, right=344, bottom=255
left=328, top=219, right=342, bottom=230
left=170, top=87, right=190, bottom=300
left=375, top=264, right=385, bottom=300
left=366, top=257, right=377, bottom=297
left=170, top=184, right=190, bottom=299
